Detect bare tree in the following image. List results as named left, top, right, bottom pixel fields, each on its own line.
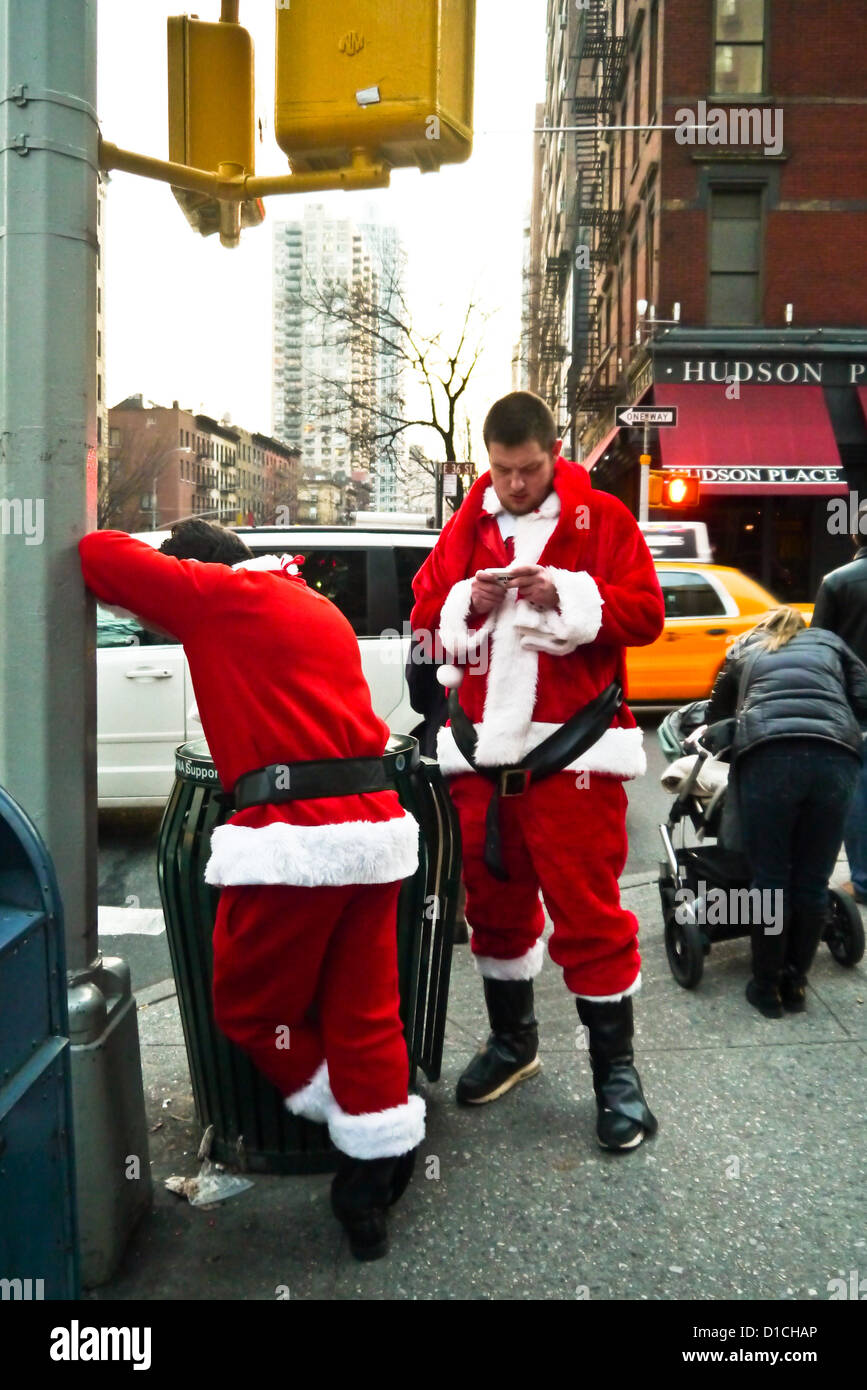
left=99, top=419, right=180, bottom=531
left=297, top=264, right=491, bottom=515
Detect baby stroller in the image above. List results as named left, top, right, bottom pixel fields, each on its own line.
left=657, top=701, right=866, bottom=987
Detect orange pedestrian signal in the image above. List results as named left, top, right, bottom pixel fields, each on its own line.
left=663, top=474, right=700, bottom=507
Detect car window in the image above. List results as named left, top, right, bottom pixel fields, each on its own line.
left=395, top=546, right=432, bottom=624
left=298, top=549, right=367, bottom=635
left=96, top=605, right=179, bottom=648
left=657, top=571, right=727, bottom=619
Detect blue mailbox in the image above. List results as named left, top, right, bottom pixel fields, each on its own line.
left=0, top=784, right=79, bottom=1301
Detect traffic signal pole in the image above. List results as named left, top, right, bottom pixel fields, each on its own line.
left=639, top=422, right=650, bottom=523
left=0, top=0, right=151, bottom=1285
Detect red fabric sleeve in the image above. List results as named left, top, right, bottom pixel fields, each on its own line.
left=79, top=531, right=225, bottom=641
left=410, top=509, right=463, bottom=636
left=590, top=500, right=666, bottom=648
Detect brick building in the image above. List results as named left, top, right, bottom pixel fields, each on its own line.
left=528, top=0, right=867, bottom=599
left=104, top=397, right=299, bottom=532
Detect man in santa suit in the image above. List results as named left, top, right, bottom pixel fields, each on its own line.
left=411, top=392, right=665, bottom=1150
left=79, top=518, right=423, bottom=1258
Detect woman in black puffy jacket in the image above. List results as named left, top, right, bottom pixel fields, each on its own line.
left=705, top=606, right=867, bottom=1018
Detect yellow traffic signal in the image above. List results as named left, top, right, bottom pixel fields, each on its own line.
left=274, top=1, right=475, bottom=174
left=167, top=15, right=262, bottom=242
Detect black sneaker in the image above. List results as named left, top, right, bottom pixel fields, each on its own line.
left=746, top=977, right=784, bottom=1019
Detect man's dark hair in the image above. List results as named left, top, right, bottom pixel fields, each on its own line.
left=159, top=518, right=253, bottom=567
left=483, top=391, right=558, bottom=454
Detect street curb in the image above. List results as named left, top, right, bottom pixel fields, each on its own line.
left=136, top=977, right=177, bottom=1009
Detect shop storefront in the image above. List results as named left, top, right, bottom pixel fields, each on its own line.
left=590, top=330, right=867, bottom=602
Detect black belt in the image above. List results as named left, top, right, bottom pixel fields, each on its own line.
left=448, top=682, right=623, bottom=881
left=232, top=745, right=419, bottom=812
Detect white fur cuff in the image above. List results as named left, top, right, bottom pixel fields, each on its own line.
left=575, top=971, right=642, bottom=1003
left=328, top=1094, right=426, bottom=1159
left=438, top=578, right=494, bottom=664
left=474, top=939, right=545, bottom=981
left=205, top=812, right=419, bottom=887
left=284, top=1061, right=334, bottom=1124
left=545, top=569, right=603, bottom=646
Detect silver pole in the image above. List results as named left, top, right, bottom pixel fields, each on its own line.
left=0, top=0, right=151, bottom=1285
left=639, top=421, right=650, bottom=523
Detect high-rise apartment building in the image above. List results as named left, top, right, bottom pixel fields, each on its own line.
left=272, top=205, right=409, bottom=514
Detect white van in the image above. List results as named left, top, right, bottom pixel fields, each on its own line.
left=96, top=525, right=438, bottom=807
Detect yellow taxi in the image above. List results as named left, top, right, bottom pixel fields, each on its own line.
left=626, top=562, right=813, bottom=703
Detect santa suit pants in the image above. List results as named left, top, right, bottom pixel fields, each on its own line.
left=448, top=770, right=641, bottom=997
left=211, top=880, right=424, bottom=1157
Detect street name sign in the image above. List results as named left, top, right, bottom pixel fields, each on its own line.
left=615, top=406, right=678, bottom=428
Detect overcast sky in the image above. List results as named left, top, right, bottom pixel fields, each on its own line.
left=98, top=0, right=548, bottom=461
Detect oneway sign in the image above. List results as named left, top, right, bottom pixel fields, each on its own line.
left=615, top=406, right=678, bottom=428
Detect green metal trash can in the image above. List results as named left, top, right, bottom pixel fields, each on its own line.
left=157, top=735, right=461, bottom=1174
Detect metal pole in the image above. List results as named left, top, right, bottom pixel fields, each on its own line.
left=0, top=0, right=151, bottom=1286
left=639, top=422, right=650, bottom=522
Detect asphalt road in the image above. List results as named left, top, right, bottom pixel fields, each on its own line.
left=96, top=712, right=675, bottom=994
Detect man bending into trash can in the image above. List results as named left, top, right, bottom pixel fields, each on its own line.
left=79, top=519, right=423, bottom=1260
left=411, top=392, right=665, bottom=1151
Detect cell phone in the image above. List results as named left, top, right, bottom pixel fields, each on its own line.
left=478, top=568, right=514, bottom=584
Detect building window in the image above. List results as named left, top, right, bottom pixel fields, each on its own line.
left=648, top=0, right=659, bottom=118
left=629, top=235, right=640, bottom=343
left=109, top=428, right=120, bottom=448
left=713, top=0, right=766, bottom=95
left=708, top=188, right=763, bottom=325
left=645, top=199, right=656, bottom=307
left=97, top=373, right=102, bottom=402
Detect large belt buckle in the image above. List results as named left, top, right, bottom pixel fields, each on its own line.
left=499, top=767, right=531, bottom=797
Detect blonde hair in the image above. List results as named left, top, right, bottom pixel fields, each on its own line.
left=749, top=606, right=807, bottom=652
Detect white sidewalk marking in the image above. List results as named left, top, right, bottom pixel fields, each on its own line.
left=98, top=905, right=165, bottom=936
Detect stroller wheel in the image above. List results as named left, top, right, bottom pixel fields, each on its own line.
left=824, top=890, right=866, bottom=967
left=664, top=909, right=705, bottom=989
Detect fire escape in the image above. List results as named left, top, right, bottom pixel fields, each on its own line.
left=568, top=1, right=627, bottom=422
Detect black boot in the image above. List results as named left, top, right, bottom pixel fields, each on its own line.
left=780, top=906, right=825, bottom=1011
left=456, top=978, right=540, bottom=1105
left=746, top=918, right=786, bottom=1019
left=330, top=1149, right=418, bottom=1262
left=575, top=997, right=657, bottom=1151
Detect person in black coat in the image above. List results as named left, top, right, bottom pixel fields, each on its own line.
left=705, top=606, right=867, bottom=1017
left=811, top=523, right=867, bottom=903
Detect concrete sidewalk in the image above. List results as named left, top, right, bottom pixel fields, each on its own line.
left=89, top=873, right=867, bottom=1302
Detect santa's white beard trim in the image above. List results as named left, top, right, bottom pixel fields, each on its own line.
left=328, top=1094, right=426, bottom=1160
left=575, top=972, right=642, bottom=1003
left=284, top=1061, right=334, bottom=1124
left=474, top=939, right=545, bottom=981
left=204, top=812, right=419, bottom=887
left=437, top=723, right=646, bottom=780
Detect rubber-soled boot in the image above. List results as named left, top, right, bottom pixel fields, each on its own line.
left=780, top=906, right=825, bottom=1012
left=575, top=996, right=657, bottom=1151
left=456, top=978, right=540, bottom=1105
left=747, top=916, right=786, bottom=1018
left=330, top=1150, right=417, bottom=1261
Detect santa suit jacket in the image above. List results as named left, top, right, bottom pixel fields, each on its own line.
left=410, top=458, right=665, bottom=780
left=79, top=532, right=418, bottom=889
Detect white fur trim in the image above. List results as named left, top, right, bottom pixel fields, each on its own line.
left=231, top=554, right=285, bottom=572
left=204, top=812, right=419, bottom=887
left=544, top=569, right=603, bottom=646
left=437, top=721, right=646, bottom=780
left=481, top=486, right=561, bottom=522
left=575, top=971, right=642, bottom=1003
left=328, top=1093, right=425, bottom=1160
left=437, top=663, right=464, bottom=688
left=438, top=578, right=495, bottom=664
left=474, top=939, right=545, bottom=981
left=284, top=1061, right=334, bottom=1123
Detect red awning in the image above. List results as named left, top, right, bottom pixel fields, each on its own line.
left=579, top=423, right=620, bottom=472
left=653, top=384, right=845, bottom=495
